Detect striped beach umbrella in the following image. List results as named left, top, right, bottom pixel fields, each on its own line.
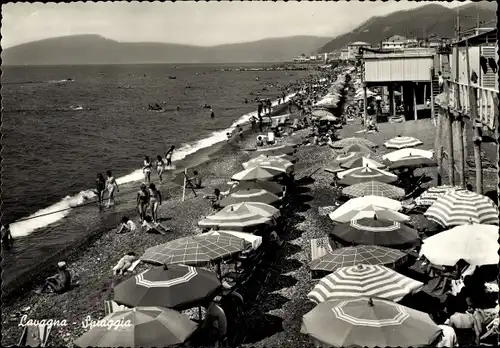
left=219, top=189, right=280, bottom=208
left=384, top=136, right=423, bottom=149
left=229, top=180, right=284, bottom=196
left=342, top=143, right=375, bottom=154
left=309, top=245, right=408, bottom=273
left=338, top=166, right=398, bottom=185
left=340, top=156, right=386, bottom=170
left=140, top=234, right=249, bottom=266
left=329, top=196, right=403, bottom=223
left=301, top=297, right=442, bottom=348
left=342, top=181, right=405, bottom=200
left=198, top=202, right=279, bottom=230
left=242, top=156, right=293, bottom=172
left=113, top=264, right=221, bottom=310
left=74, top=307, right=198, bottom=348
left=331, top=216, right=421, bottom=248
left=424, top=190, right=499, bottom=227
left=330, top=205, right=410, bottom=224
left=415, top=186, right=464, bottom=206
left=231, top=166, right=282, bottom=181
left=203, top=230, right=263, bottom=251
left=332, top=137, right=377, bottom=149
left=307, top=264, right=423, bottom=304
left=255, top=144, right=295, bottom=155
left=420, top=223, right=499, bottom=266
left=382, top=148, right=434, bottom=162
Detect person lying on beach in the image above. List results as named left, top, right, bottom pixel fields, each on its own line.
left=137, top=183, right=150, bottom=222
left=1, top=224, right=14, bottom=250
left=116, top=216, right=138, bottom=234
left=156, top=155, right=165, bottom=182
left=35, top=261, right=71, bottom=295
left=113, top=252, right=137, bottom=275
left=142, top=216, right=170, bottom=234
left=105, top=170, right=119, bottom=208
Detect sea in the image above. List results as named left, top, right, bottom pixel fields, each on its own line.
left=1, top=63, right=317, bottom=294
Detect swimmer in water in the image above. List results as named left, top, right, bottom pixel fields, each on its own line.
left=149, top=183, right=162, bottom=223
left=156, top=155, right=165, bottom=182
left=210, top=109, right=215, bottom=118
left=177, top=106, right=180, bottom=111
left=95, top=173, right=106, bottom=207
left=165, top=145, right=175, bottom=167
left=143, top=156, right=152, bottom=184
left=105, top=170, right=119, bottom=208
left=137, top=183, right=150, bottom=222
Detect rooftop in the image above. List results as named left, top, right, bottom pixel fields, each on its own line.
left=363, top=48, right=436, bottom=59
left=348, top=41, right=371, bottom=46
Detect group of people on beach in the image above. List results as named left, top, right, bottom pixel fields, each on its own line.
left=142, top=145, right=175, bottom=184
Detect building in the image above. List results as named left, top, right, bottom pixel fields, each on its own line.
left=340, top=48, right=349, bottom=60
left=382, top=35, right=419, bottom=50
left=346, top=41, right=371, bottom=59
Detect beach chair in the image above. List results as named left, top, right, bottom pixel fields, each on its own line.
left=104, top=300, right=127, bottom=316
left=18, top=323, right=52, bottom=347
left=266, top=132, right=275, bottom=145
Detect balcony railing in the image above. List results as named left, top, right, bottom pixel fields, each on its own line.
left=446, top=80, right=498, bottom=130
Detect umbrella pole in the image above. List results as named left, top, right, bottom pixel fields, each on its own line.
left=198, top=306, right=203, bottom=321
left=182, top=168, right=187, bottom=202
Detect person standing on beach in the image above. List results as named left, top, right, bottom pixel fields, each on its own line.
left=148, top=183, right=162, bottom=223
left=258, top=115, right=263, bottom=132
left=237, top=125, right=244, bottom=139
left=105, top=171, right=119, bottom=208
left=165, top=146, right=175, bottom=168
left=257, top=100, right=263, bottom=118
left=143, top=156, right=152, bottom=184
left=156, top=155, right=165, bottom=182
left=1, top=224, right=13, bottom=250
left=250, top=116, right=257, bottom=129
left=95, top=173, right=106, bottom=207
left=137, top=183, right=150, bottom=223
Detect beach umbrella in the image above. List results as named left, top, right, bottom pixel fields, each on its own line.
left=312, top=109, right=335, bottom=119
left=251, top=153, right=296, bottom=162
left=255, top=144, right=295, bottom=155
left=329, top=197, right=402, bottom=222
left=231, top=166, right=282, bottom=181
left=331, top=137, right=377, bottom=149
left=203, top=230, right=263, bottom=250
left=338, top=166, right=398, bottom=185
left=414, top=185, right=464, bottom=206
left=229, top=180, right=284, bottom=196
left=330, top=204, right=409, bottom=224
left=319, top=114, right=339, bottom=122
left=384, top=136, right=423, bottom=149
left=242, top=157, right=293, bottom=173
left=340, top=156, right=386, bottom=170
left=342, top=181, right=405, bottom=200
left=330, top=216, right=421, bottom=249
left=309, top=245, right=408, bottom=273
left=140, top=234, right=249, bottom=266
left=307, top=264, right=423, bottom=304
left=384, top=155, right=437, bottom=170
left=420, top=223, right=499, bottom=266
left=198, top=202, right=279, bottom=230
left=342, top=143, right=375, bottom=154
left=113, top=264, right=221, bottom=310
left=73, top=307, right=198, bottom=348
left=219, top=189, right=280, bottom=208
left=424, top=190, right=499, bottom=227
left=324, top=152, right=363, bottom=173
left=382, top=148, right=434, bottom=162
left=301, top=297, right=442, bottom=348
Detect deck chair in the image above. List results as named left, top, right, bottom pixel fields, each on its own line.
left=266, top=132, right=275, bottom=145
left=104, top=300, right=127, bottom=316
left=19, top=323, right=52, bottom=347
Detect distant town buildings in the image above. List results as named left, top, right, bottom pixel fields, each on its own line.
left=382, top=35, right=419, bottom=49
left=347, top=41, right=371, bottom=59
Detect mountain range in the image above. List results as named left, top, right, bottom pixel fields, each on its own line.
left=2, top=2, right=497, bottom=65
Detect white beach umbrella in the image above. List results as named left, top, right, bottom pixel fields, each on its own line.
left=329, top=196, right=402, bottom=223
left=382, top=149, right=434, bottom=162
left=384, top=136, right=423, bottom=149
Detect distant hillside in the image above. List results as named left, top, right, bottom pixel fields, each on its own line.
left=318, top=2, right=497, bottom=53
left=1, top=35, right=332, bottom=65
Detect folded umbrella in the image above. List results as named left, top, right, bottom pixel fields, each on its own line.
left=342, top=181, right=405, bottom=200
left=301, top=297, right=442, bottom=348
left=424, top=190, right=499, bottom=227
left=384, top=136, right=423, bottom=149
left=330, top=216, right=421, bottom=248
left=73, top=307, right=198, bottom=348
left=420, top=222, right=499, bottom=266
left=113, top=264, right=221, bottom=310
left=382, top=148, right=434, bottom=162
left=332, top=137, right=377, bottom=149
left=309, top=245, right=408, bottom=272
left=141, top=234, right=249, bottom=266
left=338, top=166, right=398, bottom=185
left=229, top=180, right=284, bottom=196
left=231, top=166, right=282, bottom=181
left=307, top=264, right=423, bottom=304
left=329, top=196, right=402, bottom=223
left=219, top=189, right=280, bottom=208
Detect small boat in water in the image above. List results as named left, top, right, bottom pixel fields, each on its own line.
left=168, top=76, right=177, bottom=80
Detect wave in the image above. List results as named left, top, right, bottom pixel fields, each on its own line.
left=9, top=93, right=296, bottom=239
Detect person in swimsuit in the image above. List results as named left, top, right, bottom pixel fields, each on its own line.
left=148, top=183, right=162, bottom=223
left=156, top=155, right=165, bottom=182
left=137, top=183, right=150, bottom=222
left=95, top=173, right=106, bottom=207
left=143, top=156, right=152, bottom=184
left=116, top=216, right=137, bottom=234
left=165, top=145, right=175, bottom=167
left=210, top=109, right=215, bottom=119
left=105, top=170, right=119, bottom=208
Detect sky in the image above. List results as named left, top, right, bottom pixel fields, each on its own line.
left=2, top=1, right=467, bottom=49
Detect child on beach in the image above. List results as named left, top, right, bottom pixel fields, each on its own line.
left=116, top=216, right=137, bottom=234
left=149, top=183, right=162, bottom=223
left=105, top=171, right=119, bottom=208
left=95, top=173, right=106, bottom=207
left=165, top=145, right=175, bottom=167
left=143, top=156, right=152, bottom=184
left=137, top=183, right=150, bottom=222
left=156, top=155, right=165, bottom=182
